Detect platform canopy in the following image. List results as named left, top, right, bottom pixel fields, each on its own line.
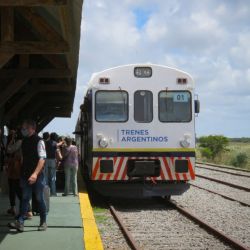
left=0, top=0, right=83, bottom=131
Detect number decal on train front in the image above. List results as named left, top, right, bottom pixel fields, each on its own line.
left=173, top=92, right=189, bottom=102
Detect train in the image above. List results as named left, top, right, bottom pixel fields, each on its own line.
left=75, top=64, right=200, bottom=197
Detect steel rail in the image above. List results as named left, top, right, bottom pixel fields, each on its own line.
left=167, top=200, right=250, bottom=250
left=196, top=174, right=250, bottom=192
left=109, top=204, right=141, bottom=250
left=196, top=164, right=250, bottom=178
left=190, top=183, right=250, bottom=207
left=196, top=161, right=250, bottom=173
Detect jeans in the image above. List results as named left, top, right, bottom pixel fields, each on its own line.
left=64, top=166, right=78, bottom=195
left=18, top=173, right=46, bottom=224
left=45, top=159, right=57, bottom=195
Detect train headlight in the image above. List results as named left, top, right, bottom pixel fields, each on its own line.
left=180, top=134, right=191, bottom=148
left=99, top=137, right=109, bottom=148
left=134, top=67, right=152, bottom=78
left=180, top=139, right=190, bottom=148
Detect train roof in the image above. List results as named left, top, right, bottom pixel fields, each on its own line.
left=87, top=64, right=195, bottom=89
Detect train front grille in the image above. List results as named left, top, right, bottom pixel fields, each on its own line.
left=127, top=159, right=160, bottom=177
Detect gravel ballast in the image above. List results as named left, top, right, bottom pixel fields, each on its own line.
left=173, top=186, right=250, bottom=248
left=196, top=167, right=250, bottom=189
left=196, top=164, right=250, bottom=177
left=193, top=178, right=250, bottom=205
left=115, top=199, right=233, bottom=250
left=93, top=208, right=130, bottom=250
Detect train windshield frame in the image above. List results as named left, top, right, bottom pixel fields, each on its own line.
left=95, top=90, right=129, bottom=122
left=134, top=90, right=153, bottom=123
left=158, top=90, right=192, bottom=123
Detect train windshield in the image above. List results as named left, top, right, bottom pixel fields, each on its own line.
left=95, top=91, right=128, bottom=122
left=134, top=90, right=153, bottom=123
left=159, top=91, right=192, bottom=122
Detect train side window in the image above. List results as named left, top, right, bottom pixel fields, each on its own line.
left=159, top=91, right=192, bottom=122
left=134, top=90, right=153, bottom=123
left=95, top=91, right=128, bottom=122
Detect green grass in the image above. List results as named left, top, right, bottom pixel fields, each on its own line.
left=93, top=206, right=107, bottom=213
left=93, top=207, right=113, bottom=234
left=196, top=142, right=250, bottom=170
left=93, top=206, right=109, bottom=225
left=95, top=214, right=109, bottom=224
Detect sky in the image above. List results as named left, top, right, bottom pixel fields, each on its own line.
left=45, top=0, right=250, bottom=138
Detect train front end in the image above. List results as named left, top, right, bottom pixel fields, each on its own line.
left=83, top=64, right=199, bottom=197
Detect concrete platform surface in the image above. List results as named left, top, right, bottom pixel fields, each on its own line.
left=0, top=193, right=84, bottom=250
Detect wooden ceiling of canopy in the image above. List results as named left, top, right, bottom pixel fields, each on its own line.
left=0, top=0, right=83, bottom=131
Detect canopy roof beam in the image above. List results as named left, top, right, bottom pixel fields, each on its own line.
left=0, top=0, right=67, bottom=6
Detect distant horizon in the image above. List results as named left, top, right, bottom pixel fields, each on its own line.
left=42, top=121, right=250, bottom=139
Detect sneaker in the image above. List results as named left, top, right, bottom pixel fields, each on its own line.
left=62, top=193, right=68, bottom=196
left=8, top=221, right=24, bottom=232
left=38, top=222, right=47, bottom=231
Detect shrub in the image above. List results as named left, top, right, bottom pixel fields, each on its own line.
left=200, top=147, right=213, bottom=159
left=198, top=135, right=229, bottom=160
left=231, top=153, right=248, bottom=167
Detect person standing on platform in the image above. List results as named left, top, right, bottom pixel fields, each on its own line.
left=62, top=137, right=78, bottom=197
left=43, top=132, right=58, bottom=196
left=5, top=129, right=33, bottom=219
left=9, top=119, right=47, bottom=232
left=5, top=130, right=23, bottom=216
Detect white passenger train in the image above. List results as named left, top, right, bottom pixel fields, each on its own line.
left=75, top=64, right=200, bottom=197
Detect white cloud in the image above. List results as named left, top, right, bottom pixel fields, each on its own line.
left=45, top=0, right=250, bottom=137
left=145, top=16, right=168, bottom=42
left=215, top=4, right=227, bottom=16
left=230, top=32, right=250, bottom=68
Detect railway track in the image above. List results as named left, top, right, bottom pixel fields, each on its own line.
left=190, top=183, right=250, bottom=207
left=196, top=174, right=250, bottom=192
left=196, top=161, right=250, bottom=173
left=109, top=204, right=139, bottom=250
left=167, top=199, right=250, bottom=250
left=92, top=162, right=250, bottom=249
left=196, top=164, right=250, bottom=178
left=108, top=199, right=250, bottom=250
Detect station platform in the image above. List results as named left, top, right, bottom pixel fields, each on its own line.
left=0, top=192, right=85, bottom=250
left=0, top=172, right=104, bottom=250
